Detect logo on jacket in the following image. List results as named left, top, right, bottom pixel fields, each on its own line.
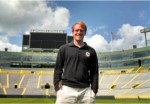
left=85, top=52, right=90, bottom=57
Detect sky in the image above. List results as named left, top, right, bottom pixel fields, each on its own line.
left=0, top=0, right=150, bottom=52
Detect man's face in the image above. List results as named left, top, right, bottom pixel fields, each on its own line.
left=72, top=24, right=86, bottom=41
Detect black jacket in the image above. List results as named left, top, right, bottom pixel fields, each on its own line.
left=53, top=42, right=99, bottom=94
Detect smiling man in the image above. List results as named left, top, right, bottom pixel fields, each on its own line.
left=54, top=21, right=99, bottom=104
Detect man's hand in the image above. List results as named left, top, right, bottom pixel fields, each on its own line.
left=55, top=91, right=57, bottom=96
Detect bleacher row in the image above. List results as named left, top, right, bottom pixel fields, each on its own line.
left=0, top=69, right=54, bottom=96
left=0, top=67, right=150, bottom=98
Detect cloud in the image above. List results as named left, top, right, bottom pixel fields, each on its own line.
left=87, top=25, right=107, bottom=36
left=0, top=35, right=21, bottom=52
left=0, top=0, right=70, bottom=52
left=84, top=34, right=109, bottom=52
left=117, top=24, right=145, bottom=49
left=84, top=24, right=145, bottom=52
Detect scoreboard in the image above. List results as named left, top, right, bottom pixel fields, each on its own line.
left=30, top=32, right=67, bottom=49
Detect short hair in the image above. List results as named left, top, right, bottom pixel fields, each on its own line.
left=72, top=21, right=87, bottom=33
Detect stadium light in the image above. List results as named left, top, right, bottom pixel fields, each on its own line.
left=140, top=27, right=150, bottom=47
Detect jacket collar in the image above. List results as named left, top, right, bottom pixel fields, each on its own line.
left=69, top=41, right=88, bottom=48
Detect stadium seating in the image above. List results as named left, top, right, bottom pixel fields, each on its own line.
left=0, top=67, right=150, bottom=98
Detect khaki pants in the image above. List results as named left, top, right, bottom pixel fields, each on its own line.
left=56, top=85, right=96, bottom=104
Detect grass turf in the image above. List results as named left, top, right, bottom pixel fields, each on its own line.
left=0, top=98, right=150, bottom=103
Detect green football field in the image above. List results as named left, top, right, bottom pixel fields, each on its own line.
left=0, top=98, right=150, bottom=104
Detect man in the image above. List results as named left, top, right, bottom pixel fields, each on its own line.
left=53, top=21, right=99, bottom=104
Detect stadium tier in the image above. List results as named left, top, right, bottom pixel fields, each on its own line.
left=0, top=46, right=150, bottom=69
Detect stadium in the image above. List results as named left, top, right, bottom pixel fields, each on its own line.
left=0, top=29, right=150, bottom=103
